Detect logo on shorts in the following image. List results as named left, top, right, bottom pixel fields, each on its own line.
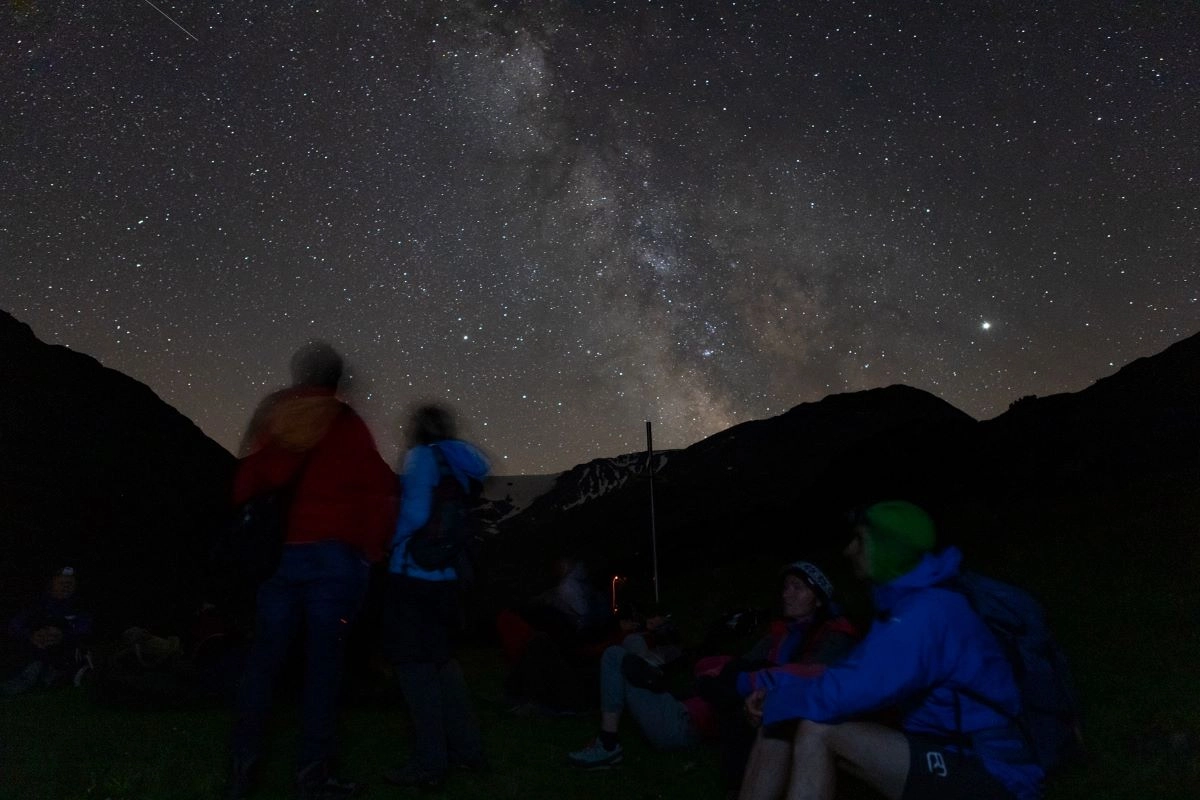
left=925, top=750, right=948, bottom=778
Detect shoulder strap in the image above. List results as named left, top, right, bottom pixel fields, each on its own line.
left=429, top=443, right=452, bottom=476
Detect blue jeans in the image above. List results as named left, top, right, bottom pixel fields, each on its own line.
left=600, top=641, right=697, bottom=750
left=232, top=541, right=369, bottom=768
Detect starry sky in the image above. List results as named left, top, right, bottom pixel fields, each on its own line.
left=3, top=1, right=1197, bottom=474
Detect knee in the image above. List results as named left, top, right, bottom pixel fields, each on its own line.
left=600, top=645, right=625, bottom=670
left=794, top=719, right=834, bottom=747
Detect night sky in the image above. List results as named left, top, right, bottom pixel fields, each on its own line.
left=3, top=2, right=1196, bottom=474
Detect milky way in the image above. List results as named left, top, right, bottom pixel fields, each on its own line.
left=3, top=2, right=1196, bottom=473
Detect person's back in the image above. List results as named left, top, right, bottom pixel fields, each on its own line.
left=229, top=341, right=396, bottom=800
left=847, top=547, right=1040, bottom=790
left=235, top=385, right=395, bottom=562
left=380, top=403, right=489, bottom=790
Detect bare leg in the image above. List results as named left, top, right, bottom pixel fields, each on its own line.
left=786, top=721, right=909, bottom=800
left=739, top=728, right=792, bottom=800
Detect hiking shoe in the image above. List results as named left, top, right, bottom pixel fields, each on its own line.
left=567, top=739, right=624, bottom=769
left=382, top=762, right=445, bottom=790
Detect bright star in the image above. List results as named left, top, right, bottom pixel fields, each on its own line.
left=981, top=321, right=992, bottom=330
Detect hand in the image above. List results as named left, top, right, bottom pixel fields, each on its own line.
left=744, top=689, right=765, bottom=727
left=31, top=626, right=63, bottom=649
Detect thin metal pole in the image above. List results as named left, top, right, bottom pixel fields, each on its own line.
left=646, top=420, right=659, bottom=605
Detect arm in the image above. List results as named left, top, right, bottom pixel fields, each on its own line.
left=231, top=444, right=304, bottom=506
left=757, top=601, right=951, bottom=726
left=390, top=445, right=437, bottom=551
left=801, top=616, right=860, bottom=666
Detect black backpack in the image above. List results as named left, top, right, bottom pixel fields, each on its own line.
left=405, top=445, right=481, bottom=573
left=947, top=571, right=1084, bottom=774
left=212, top=407, right=344, bottom=590
left=214, top=448, right=317, bottom=588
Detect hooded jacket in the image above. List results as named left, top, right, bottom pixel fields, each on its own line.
left=388, top=439, right=490, bottom=580
left=233, top=387, right=398, bottom=562
left=753, top=547, right=1044, bottom=800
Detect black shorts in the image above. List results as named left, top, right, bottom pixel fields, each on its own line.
left=902, top=734, right=1015, bottom=800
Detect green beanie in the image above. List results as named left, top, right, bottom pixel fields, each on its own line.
left=862, top=501, right=937, bottom=583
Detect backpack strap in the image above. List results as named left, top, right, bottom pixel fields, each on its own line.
left=429, top=442, right=453, bottom=481
left=400, top=442, right=455, bottom=573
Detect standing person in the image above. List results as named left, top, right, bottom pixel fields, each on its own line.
left=381, top=403, right=489, bottom=789
left=742, top=501, right=1044, bottom=800
left=228, top=341, right=397, bottom=800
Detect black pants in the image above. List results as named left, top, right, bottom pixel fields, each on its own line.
left=380, top=574, right=483, bottom=775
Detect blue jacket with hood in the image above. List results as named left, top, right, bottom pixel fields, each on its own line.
left=753, top=547, right=1044, bottom=800
left=387, top=440, right=489, bottom=580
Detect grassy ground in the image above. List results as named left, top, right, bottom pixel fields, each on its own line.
left=3, top=475, right=1198, bottom=799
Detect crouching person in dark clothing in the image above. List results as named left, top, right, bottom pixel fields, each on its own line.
left=381, top=404, right=488, bottom=789
left=2, top=566, right=93, bottom=695
left=740, top=502, right=1044, bottom=800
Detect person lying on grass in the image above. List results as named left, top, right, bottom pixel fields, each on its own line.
left=568, top=560, right=858, bottom=798
left=740, top=501, right=1044, bottom=800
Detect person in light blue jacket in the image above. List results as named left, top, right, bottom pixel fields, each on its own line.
left=380, top=404, right=489, bottom=789
left=741, top=502, right=1044, bottom=800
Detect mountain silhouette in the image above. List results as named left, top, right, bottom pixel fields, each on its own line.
left=3, top=306, right=1197, bottom=626
left=493, top=331, right=1200, bottom=589
left=0, top=310, right=234, bottom=631
left=491, top=384, right=980, bottom=589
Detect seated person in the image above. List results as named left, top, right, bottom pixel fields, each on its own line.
left=741, top=501, right=1044, bottom=800
left=500, top=555, right=617, bottom=714
left=3, top=566, right=94, bottom=695
left=567, top=560, right=858, bottom=780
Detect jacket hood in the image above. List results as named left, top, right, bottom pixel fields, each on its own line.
left=872, top=546, right=963, bottom=611
left=430, top=439, right=490, bottom=482
left=242, top=387, right=343, bottom=455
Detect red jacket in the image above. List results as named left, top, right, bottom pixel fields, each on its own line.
left=233, top=387, right=398, bottom=562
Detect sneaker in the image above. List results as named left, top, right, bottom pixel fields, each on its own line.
left=567, top=739, right=624, bottom=769
left=382, top=762, right=444, bottom=790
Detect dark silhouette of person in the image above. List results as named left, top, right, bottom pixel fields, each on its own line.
left=228, top=341, right=397, bottom=800
left=380, top=403, right=489, bottom=789
left=3, top=566, right=93, bottom=695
